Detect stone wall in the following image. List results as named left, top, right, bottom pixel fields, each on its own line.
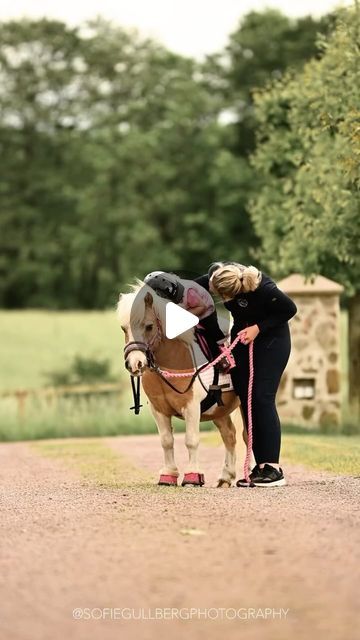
left=278, top=294, right=342, bottom=427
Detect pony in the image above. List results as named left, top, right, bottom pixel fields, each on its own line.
left=117, top=282, right=245, bottom=487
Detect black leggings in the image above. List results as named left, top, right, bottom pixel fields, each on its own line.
left=230, top=326, right=291, bottom=464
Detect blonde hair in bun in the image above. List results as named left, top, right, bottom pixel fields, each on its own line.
left=210, top=263, right=261, bottom=300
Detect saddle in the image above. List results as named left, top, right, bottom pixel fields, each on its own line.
left=193, top=329, right=233, bottom=413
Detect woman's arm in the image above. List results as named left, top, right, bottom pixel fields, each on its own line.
left=257, top=281, right=297, bottom=333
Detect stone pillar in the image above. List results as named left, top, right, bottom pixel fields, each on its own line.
left=277, top=273, right=343, bottom=428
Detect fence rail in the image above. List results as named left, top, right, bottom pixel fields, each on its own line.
left=0, top=383, right=124, bottom=419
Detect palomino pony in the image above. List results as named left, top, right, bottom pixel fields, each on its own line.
left=117, top=282, right=244, bottom=487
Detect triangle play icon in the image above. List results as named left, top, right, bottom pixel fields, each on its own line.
left=165, top=302, right=199, bottom=339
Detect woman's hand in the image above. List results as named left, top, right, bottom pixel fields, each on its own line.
left=239, top=325, right=260, bottom=345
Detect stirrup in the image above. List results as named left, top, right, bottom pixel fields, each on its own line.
left=209, top=383, right=230, bottom=407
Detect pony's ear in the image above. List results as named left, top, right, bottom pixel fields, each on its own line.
left=144, top=291, right=153, bottom=308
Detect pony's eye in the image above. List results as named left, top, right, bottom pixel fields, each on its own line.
left=145, top=324, right=153, bottom=332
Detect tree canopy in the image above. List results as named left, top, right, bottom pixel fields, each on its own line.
left=0, top=12, right=334, bottom=308
left=250, top=7, right=360, bottom=290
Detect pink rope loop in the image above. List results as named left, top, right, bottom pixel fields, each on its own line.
left=157, top=331, right=243, bottom=379
left=161, top=369, right=195, bottom=379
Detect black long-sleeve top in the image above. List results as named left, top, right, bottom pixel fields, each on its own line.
left=195, top=272, right=297, bottom=335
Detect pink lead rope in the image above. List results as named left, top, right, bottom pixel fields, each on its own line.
left=244, top=340, right=254, bottom=486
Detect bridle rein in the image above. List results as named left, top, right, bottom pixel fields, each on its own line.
left=123, top=319, right=210, bottom=413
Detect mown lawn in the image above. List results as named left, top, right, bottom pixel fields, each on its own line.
left=0, top=309, right=125, bottom=390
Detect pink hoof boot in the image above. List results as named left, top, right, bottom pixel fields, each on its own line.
left=181, top=472, right=205, bottom=487
left=158, top=474, right=178, bottom=486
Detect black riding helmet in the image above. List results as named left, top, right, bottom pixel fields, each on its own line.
left=144, top=271, right=185, bottom=305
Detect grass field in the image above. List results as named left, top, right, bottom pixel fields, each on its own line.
left=0, top=308, right=350, bottom=390
left=32, top=433, right=360, bottom=479
left=202, top=431, right=360, bottom=475
left=32, top=439, right=153, bottom=488
left=0, top=309, right=357, bottom=442
left=0, top=393, right=158, bottom=442
left=0, top=310, right=125, bottom=390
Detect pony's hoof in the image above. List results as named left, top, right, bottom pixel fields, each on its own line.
left=181, top=472, right=205, bottom=487
left=217, top=479, right=232, bottom=488
left=158, top=474, right=178, bottom=486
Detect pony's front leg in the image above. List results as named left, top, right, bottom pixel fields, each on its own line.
left=150, top=404, right=179, bottom=486
left=182, top=398, right=204, bottom=486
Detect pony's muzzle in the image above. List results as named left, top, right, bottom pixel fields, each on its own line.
left=125, top=360, right=144, bottom=375
left=125, top=353, right=147, bottom=375
left=124, top=341, right=148, bottom=375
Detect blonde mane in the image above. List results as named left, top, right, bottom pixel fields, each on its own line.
left=117, top=280, right=195, bottom=344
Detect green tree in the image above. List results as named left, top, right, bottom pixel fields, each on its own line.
left=200, top=10, right=334, bottom=265
left=0, top=18, right=258, bottom=306
left=0, top=14, right=338, bottom=310
left=0, top=20, right=83, bottom=306
left=250, top=7, right=360, bottom=414
left=222, top=10, right=334, bottom=152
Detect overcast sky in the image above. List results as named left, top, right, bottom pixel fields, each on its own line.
left=0, top=0, right=349, bottom=58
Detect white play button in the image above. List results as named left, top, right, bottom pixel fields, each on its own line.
left=165, top=302, right=199, bottom=339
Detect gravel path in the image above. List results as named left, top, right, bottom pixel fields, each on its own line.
left=1, top=435, right=359, bottom=640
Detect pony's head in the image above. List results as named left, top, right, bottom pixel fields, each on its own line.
left=117, top=282, right=166, bottom=375
left=117, top=280, right=195, bottom=375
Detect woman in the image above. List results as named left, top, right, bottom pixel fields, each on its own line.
left=196, top=262, right=297, bottom=487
